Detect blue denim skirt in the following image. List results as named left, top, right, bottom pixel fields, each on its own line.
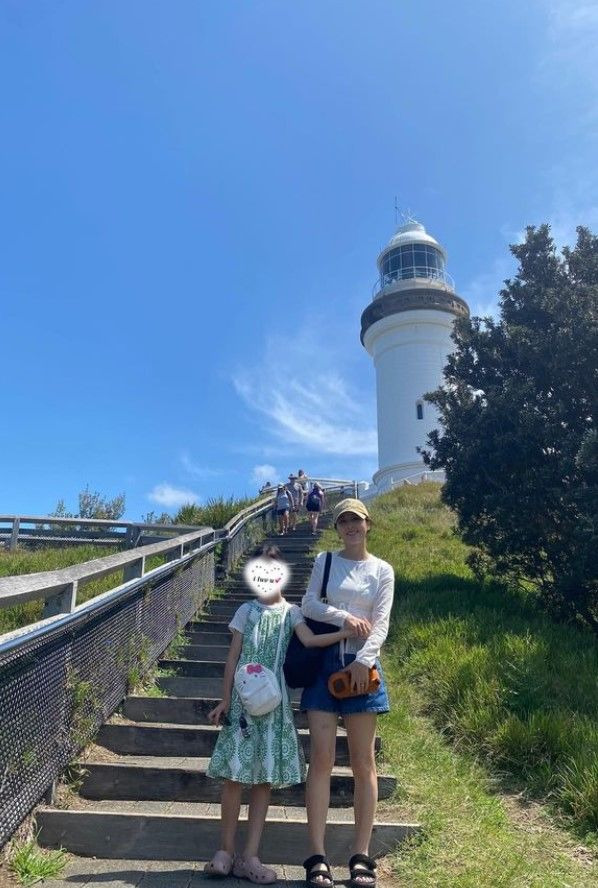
left=300, top=645, right=390, bottom=716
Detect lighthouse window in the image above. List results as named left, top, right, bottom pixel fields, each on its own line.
left=416, top=402, right=424, bottom=420
left=381, top=245, right=445, bottom=287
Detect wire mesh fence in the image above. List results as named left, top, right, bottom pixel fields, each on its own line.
left=0, top=484, right=352, bottom=848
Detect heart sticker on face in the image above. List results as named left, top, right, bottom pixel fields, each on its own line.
left=243, top=557, right=291, bottom=599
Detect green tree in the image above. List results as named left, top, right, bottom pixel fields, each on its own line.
left=51, top=486, right=126, bottom=520
left=140, top=510, right=173, bottom=525
left=422, top=225, right=598, bottom=628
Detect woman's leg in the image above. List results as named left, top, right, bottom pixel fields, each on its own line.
left=220, top=779, right=243, bottom=854
left=305, top=711, right=338, bottom=860
left=343, top=713, right=378, bottom=858
left=243, top=782, right=272, bottom=857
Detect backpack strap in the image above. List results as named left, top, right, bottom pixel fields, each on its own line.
left=320, top=551, right=332, bottom=604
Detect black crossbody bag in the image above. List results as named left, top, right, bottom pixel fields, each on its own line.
left=283, top=551, right=337, bottom=689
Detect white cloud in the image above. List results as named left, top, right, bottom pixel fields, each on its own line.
left=234, top=367, right=377, bottom=457
left=148, top=483, right=200, bottom=507
left=251, top=464, right=277, bottom=484
left=233, top=322, right=377, bottom=458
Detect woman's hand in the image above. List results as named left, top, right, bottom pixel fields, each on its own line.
left=208, top=699, right=230, bottom=726
left=343, top=614, right=372, bottom=638
left=346, top=660, right=371, bottom=695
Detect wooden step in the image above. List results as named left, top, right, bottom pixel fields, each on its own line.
left=96, top=722, right=380, bottom=765
left=159, top=658, right=224, bottom=678
left=156, top=675, right=305, bottom=701
left=123, top=695, right=310, bottom=727
left=78, top=756, right=396, bottom=805
left=37, top=803, right=417, bottom=863
left=178, top=644, right=229, bottom=662
left=185, top=630, right=230, bottom=645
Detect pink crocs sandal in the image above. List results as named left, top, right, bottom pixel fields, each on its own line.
left=233, top=854, right=278, bottom=884
left=204, top=849, right=234, bottom=877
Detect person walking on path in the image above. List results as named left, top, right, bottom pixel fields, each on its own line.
left=205, top=545, right=357, bottom=884
left=286, top=474, right=303, bottom=532
left=275, top=484, right=293, bottom=535
left=299, top=499, right=394, bottom=888
left=297, top=469, right=310, bottom=508
left=305, top=482, right=326, bottom=535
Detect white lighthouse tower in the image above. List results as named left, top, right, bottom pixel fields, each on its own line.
left=361, top=219, right=469, bottom=492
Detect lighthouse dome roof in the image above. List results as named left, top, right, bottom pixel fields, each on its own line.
left=378, top=220, right=447, bottom=266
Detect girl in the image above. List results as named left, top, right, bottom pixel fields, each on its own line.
left=300, top=499, right=394, bottom=888
left=205, top=545, right=356, bottom=884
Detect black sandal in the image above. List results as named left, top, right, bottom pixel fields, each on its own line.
left=303, top=854, right=334, bottom=888
left=348, top=853, right=377, bottom=888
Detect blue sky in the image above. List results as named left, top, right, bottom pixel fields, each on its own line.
left=1, top=1, right=597, bottom=519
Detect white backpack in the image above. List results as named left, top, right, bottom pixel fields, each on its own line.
left=234, top=604, right=289, bottom=717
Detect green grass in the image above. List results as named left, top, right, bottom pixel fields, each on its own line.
left=175, top=494, right=260, bottom=528
left=8, top=837, right=67, bottom=886
left=0, top=547, right=173, bottom=636
left=316, top=484, right=598, bottom=885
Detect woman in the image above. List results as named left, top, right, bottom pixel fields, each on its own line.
left=275, top=484, right=293, bottom=535
left=305, top=482, right=326, bottom=535
left=300, top=499, right=394, bottom=888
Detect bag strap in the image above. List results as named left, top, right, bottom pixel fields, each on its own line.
left=248, top=600, right=290, bottom=677
left=320, top=551, right=332, bottom=604
left=272, top=602, right=291, bottom=676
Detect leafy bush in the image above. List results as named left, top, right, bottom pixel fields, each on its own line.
left=174, top=495, right=259, bottom=529
left=423, top=225, right=598, bottom=628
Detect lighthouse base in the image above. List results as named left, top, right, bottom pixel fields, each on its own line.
left=361, top=461, right=445, bottom=499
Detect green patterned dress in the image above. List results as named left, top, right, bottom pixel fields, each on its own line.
left=207, top=599, right=306, bottom=787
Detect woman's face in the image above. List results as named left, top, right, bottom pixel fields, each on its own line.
left=336, top=512, right=368, bottom=546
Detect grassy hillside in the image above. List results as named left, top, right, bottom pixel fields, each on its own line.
left=317, top=484, right=598, bottom=886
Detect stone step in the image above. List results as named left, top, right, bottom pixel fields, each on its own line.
left=37, top=803, right=417, bottom=864
left=78, top=756, right=396, bottom=805
left=96, top=723, right=379, bottom=765
left=123, top=695, right=311, bottom=727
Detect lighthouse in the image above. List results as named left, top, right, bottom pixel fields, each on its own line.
left=360, top=220, right=469, bottom=492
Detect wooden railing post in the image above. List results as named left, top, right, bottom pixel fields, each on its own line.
left=42, top=581, right=78, bottom=619
left=123, top=556, right=145, bottom=583
left=9, top=517, right=20, bottom=551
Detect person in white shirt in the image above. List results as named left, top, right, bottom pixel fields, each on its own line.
left=299, top=499, right=394, bottom=888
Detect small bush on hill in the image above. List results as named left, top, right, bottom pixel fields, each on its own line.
left=174, top=495, right=260, bottom=529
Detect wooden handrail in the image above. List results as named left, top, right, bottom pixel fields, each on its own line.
left=0, top=528, right=213, bottom=610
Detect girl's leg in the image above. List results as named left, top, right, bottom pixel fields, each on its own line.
left=243, top=782, right=272, bottom=857
left=305, top=711, right=338, bottom=859
left=220, top=779, right=243, bottom=854
left=343, top=713, right=378, bottom=859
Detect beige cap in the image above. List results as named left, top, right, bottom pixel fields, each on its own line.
left=332, top=498, right=370, bottom=525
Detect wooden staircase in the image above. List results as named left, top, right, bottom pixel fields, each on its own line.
left=37, top=518, right=417, bottom=879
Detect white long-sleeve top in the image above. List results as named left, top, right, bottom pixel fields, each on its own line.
left=301, top=551, right=395, bottom=667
